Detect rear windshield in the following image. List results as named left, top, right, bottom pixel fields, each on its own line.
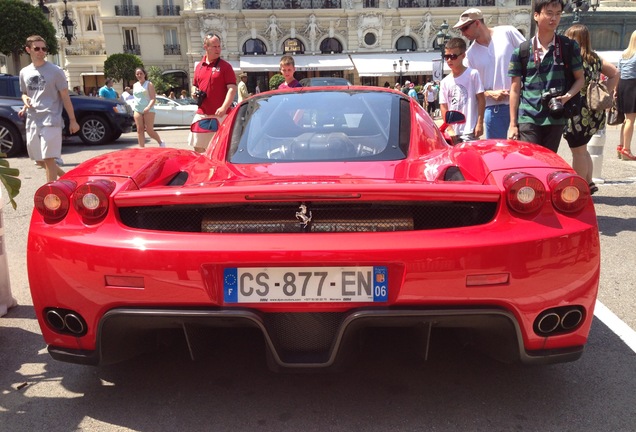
left=227, top=90, right=407, bottom=163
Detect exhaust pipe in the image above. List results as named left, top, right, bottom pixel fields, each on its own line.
left=536, top=312, right=560, bottom=334
left=45, top=309, right=66, bottom=331
left=560, top=309, right=583, bottom=330
left=44, top=308, right=87, bottom=335
left=64, top=313, right=86, bottom=335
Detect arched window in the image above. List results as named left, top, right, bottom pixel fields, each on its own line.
left=396, top=36, right=417, bottom=52
left=320, top=38, right=343, bottom=54
left=242, top=38, right=267, bottom=55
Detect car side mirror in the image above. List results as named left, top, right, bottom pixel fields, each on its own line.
left=444, top=110, right=466, bottom=125
left=190, top=118, right=219, bottom=133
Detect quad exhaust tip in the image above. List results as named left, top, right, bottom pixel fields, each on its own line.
left=45, top=308, right=87, bottom=336
left=535, top=306, right=584, bottom=336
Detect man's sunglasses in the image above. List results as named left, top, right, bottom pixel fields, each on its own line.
left=444, top=54, right=462, bottom=60
left=31, top=46, right=48, bottom=52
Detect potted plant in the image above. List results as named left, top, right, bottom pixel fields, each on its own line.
left=0, top=153, right=21, bottom=316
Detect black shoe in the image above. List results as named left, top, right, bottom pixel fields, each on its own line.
left=589, top=182, right=598, bottom=195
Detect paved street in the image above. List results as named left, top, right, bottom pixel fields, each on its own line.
left=1, top=125, right=635, bottom=431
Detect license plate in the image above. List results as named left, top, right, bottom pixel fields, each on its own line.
left=223, top=266, right=388, bottom=303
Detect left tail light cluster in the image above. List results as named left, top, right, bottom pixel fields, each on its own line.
left=504, top=171, right=590, bottom=215
left=34, top=179, right=116, bottom=224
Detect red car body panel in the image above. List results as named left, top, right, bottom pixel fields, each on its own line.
left=27, top=88, right=600, bottom=368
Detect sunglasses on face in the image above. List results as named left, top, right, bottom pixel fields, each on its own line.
left=32, top=46, right=48, bottom=52
left=444, top=54, right=462, bottom=60
left=459, top=20, right=476, bottom=32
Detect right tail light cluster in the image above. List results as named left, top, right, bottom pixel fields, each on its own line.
left=504, top=171, right=590, bottom=215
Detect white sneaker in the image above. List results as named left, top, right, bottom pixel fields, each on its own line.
left=159, top=141, right=166, bottom=148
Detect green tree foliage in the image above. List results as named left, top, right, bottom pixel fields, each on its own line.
left=269, top=74, right=285, bottom=90
left=103, top=53, right=143, bottom=91
left=147, top=66, right=178, bottom=96
left=0, top=155, right=20, bottom=210
left=0, top=0, right=59, bottom=73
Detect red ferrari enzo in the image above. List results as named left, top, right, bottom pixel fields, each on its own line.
left=27, top=87, right=599, bottom=369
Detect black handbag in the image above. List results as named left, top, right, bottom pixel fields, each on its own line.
left=607, top=100, right=625, bottom=126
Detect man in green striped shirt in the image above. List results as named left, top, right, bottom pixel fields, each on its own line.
left=507, top=0, right=585, bottom=152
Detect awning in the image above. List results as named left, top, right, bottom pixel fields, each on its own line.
left=349, top=52, right=446, bottom=76
left=597, top=51, right=623, bottom=66
left=239, top=54, right=354, bottom=72
left=228, top=60, right=241, bottom=72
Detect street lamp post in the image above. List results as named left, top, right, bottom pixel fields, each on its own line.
left=435, top=20, right=451, bottom=77
left=37, top=0, right=50, bottom=15
left=60, top=0, right=75, bottom=45
left=565, top=0, right=600, bottom=23
left=393, top=57, right=409, bottom=86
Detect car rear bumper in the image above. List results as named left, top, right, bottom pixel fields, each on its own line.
left=28, top=213, right=599, bottom=366
left=46, top=307, right=584, bottom=367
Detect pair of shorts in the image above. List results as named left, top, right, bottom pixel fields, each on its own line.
left=26, top=124, right=62, bottom=161
left=187, top=113, right=225, bottom=151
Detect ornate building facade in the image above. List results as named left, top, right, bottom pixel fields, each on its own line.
left=2, top=0, right=633, bottom=94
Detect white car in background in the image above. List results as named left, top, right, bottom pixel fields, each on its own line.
left=128, top=95, right=198, bottom=126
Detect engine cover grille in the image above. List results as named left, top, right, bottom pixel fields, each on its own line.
left=118, top=201, right=497, bottom=233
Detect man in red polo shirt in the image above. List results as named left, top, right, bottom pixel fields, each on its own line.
left=188, top=34, right=237, bottom=153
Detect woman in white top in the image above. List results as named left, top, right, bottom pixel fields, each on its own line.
left=132, top=67, right=165, bottom=148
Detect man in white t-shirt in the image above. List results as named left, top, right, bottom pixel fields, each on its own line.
left=454, top=8, right=525, bottom=139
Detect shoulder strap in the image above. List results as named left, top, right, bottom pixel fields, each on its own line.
left=519, top=40, right=531, bottom=84
left=558, top=34, right=575, bottom=90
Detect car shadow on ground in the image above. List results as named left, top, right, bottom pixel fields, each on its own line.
left=1, top=311, right=635, bottom=431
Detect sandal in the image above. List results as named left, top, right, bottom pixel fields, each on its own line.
left=617, top=145, right=623, bottom=159
left=588, top=182, right=598, bottom=195
left=619, top=148, right=636, bottom=161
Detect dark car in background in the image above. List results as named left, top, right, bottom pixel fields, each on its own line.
left=0, top=74, right=133, bottom=155
left=0, top=97, right=26, bottom=157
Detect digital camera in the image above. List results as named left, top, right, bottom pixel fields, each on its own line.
left=541, top=88, right=564, bottom=118
left=194, top=89, right=207, bottom=107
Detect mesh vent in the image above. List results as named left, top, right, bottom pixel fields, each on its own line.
left=118, top=201, right=497, bottom=233
left=263, top=312, right=345, bottom=363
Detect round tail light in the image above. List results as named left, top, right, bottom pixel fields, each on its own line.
left=34, top=180, right=77, bottom=223
left=504, top=172, right=546, bottom=214
left=548, top=171, right=590, bottom=213
left=72, top=180, right=116, bottom=223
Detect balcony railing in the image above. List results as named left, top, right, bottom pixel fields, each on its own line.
left=115, top=5, right=140, bottom=16
left=65, top=44, right=107, bottom=56
left=205, top=0, right=221, bottom=8
left=398, top=0, right=494, bottom=5
left=363, top=0, right=379, bottom=6
left=157, top=5, right=181, bottom=15
left=164, top=44, right=181, bottom=55
left=123, top=44, right=141, bottom=55
left=243, top=0, right=341, bottom=8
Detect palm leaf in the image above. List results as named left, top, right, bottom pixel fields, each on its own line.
left=0, top=154, right=21, bottom=210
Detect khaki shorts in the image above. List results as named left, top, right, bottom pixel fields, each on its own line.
left=26, top=124, right=62, bottom=161
left=188, top=113, right=226, bottom=151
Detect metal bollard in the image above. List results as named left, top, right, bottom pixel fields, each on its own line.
left=588, top=128, right=606, bottom=183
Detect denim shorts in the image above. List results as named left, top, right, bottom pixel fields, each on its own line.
left=484, top=104, right=510, bottom=140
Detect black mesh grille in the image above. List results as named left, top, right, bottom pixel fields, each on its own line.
left=263, top=312, right=345, bottom=363
left=117, top=201, right=497, bottom=233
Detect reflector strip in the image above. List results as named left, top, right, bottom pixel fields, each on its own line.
left=466, top=273, right=510, bottom=287
left=105, top=276, right=145, bottom=289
